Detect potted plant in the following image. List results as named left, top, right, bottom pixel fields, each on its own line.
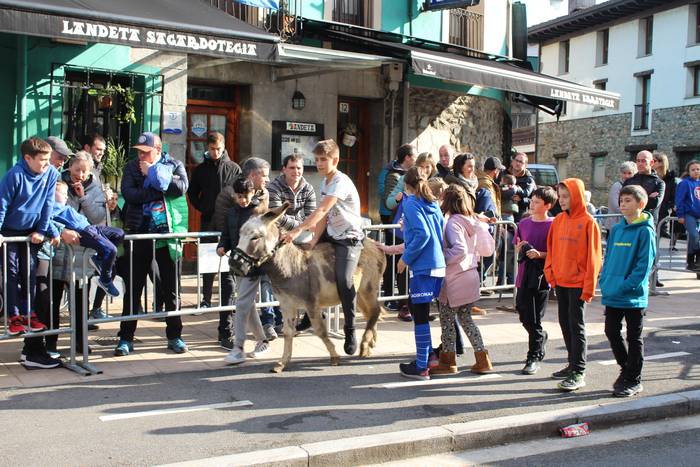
left=87, top=83, right=137, bottom=124
left=101, top=138, right=129, bottom=190
left=341, top=123, right=358, bottom=147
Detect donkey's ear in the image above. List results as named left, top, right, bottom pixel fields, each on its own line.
left=262, top=201, right=290, bottom=224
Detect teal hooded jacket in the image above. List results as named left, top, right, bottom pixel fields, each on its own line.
left=599, top=212, right=656, bottom=308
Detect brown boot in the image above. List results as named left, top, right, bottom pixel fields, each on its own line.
left=471, top=350, right=493, bottom=374
left=430, top=351, right=458, bottom=375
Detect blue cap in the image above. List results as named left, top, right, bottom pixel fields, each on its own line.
left=132, top=132, right=158, bottom=151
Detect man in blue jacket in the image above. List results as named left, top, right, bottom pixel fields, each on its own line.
left=600, top=185, right=656, bottom=398
left=115, top=132, right=189, bottom=357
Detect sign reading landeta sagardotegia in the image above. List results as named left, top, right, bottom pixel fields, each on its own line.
left=0, top=8, right=275, bottom=61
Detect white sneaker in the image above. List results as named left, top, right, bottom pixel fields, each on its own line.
left=249, top=340, right=270, bottom=358
left=224, top=346, right=246, bottom=365
left=263, top=324, right=278, bottom=341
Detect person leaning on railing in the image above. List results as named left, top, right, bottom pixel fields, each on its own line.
left=114, top=132, right=189, bottom=357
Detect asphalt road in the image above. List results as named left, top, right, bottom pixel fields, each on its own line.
left=1, top=318, right=699, bottom=466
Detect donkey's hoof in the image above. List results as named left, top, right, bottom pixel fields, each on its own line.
left=330, top=356, right=340, bottom=366
left=359, top=347, right=372, bottom=358
left=270, top=364, right=285, bottom=373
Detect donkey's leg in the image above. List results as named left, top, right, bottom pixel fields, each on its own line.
left=357, top=292, right=382, bottom=357
left=309, top=308, right=341, bottom=366
left=271, top=308, right=297, bottom=373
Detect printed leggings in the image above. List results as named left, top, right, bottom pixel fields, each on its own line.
left=438, top=301, right=484, bottom=353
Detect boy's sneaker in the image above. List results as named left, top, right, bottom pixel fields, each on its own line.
left=97, top=279, right=120, bottom=298
left=22, top=351, right=61, bottom=370
left=397, top=307, right=412, bottom=322
left=89, top=254, right=103, bottom=277
left=249, top=340, right=270, bottom=358
left=613, top=370, right=626, bottom=393
left=8, top=316, right=25, bottom=335
left=399, top=361, right=430, bottom=381
left=22, top=313, right=47, bottom=332
left=114, top=339, right=133, bottom=356
left=263, top=324, right=278, bottom=341
left=91, top=308, right=108, bottom=320
left=224, top=346, right=246, bottom=365
left=558, top=371, right=586, bottom=391
left=551, top=366, right=572, bottom=379
left=384, top=301, right=400, bottom=312
left=167, top=338, right=188, bottom=354
left=522, top=359, right=540, bottom=375
left=613, top=381, right=643, bottom=398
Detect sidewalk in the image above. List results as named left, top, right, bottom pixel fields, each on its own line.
left=0, top=267, right=697, bottom=389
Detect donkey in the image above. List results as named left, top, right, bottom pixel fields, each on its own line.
left=235, top=203, right=386, bottom=373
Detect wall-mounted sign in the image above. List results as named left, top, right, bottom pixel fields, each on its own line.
left=339, top=102, right=350, bottom=113
left=191, top=117, right=207, bottom=137
left=273, top=121, right=324, bottom=170
left=0, top=9, right=274, bottom=61
left=163, top=111, right=183, bottom=134
left=286, top=122, right=316, bottom=132
left=422, top=0, right=480, bottom=11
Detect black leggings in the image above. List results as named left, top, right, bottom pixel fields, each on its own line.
left=409, top=299, right=431, bottom=325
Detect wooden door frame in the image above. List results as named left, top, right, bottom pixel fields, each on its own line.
left=337, top=96, right=370, bottom=214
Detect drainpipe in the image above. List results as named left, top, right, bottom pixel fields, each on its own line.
left=407, top=0, right=413, bottom=37
left=16, top=36, right=27, bottom=150
left=402, top=79, right=409, bottom=144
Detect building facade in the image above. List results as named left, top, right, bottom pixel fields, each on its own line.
left=529, top=0, right=700, bottom=204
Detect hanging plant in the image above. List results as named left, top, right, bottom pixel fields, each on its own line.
left=87, top=83, right=137, bottom=124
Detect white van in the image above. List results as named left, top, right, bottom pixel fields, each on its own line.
left=527, top=164, right=560, bottom=187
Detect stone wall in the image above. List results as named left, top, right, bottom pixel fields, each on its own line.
left=538, top=105, right=700, bottom=205
left=406, top=87, right=506, bottom=161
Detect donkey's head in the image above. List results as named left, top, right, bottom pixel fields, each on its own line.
left=236, top=202, right=290, bottom=261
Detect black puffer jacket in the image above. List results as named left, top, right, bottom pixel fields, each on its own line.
left=623, top=171, right=666, bottom=214
left=187, top=150, right=241, bottom=228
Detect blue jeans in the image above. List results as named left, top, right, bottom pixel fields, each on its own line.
left=259, top=275, right=282, bottom=327
left=1, top=229, right=39, bottom=317
left=79, top=225, right=124, bottom=282
left=684, top=215, right=700, bottom=254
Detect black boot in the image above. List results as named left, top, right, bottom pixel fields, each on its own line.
left=694, top=253, right=700, bottom=271
left=687, top=253, right=696, bottom=271
left=343, top=326, right=357, bottom=355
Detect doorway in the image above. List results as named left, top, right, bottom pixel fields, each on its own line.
left=337, top=97, right=371, bottom=214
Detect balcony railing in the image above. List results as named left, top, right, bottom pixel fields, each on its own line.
left=332, top=0, right=373, bottom=28
left=448, top=8, right=484, bottom=51
left=209, top=0, right=300, bottom=40
left=633, top=103, right=649, bottom=130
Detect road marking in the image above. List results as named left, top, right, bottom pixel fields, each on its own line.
left=99, top=400, right=253, bottom=421
left=647, top=315, right=700, bottom=322
left=353, top=373, right=502, bottom=389
left=597, top=351, right=691, bottom=366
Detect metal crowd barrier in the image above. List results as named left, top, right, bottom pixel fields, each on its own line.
left=0, top=237, right=86, bottom=374
left=650, top=216, right=699, bottom=295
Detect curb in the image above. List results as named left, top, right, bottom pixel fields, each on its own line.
left=160, top=389, right=700, bottom=467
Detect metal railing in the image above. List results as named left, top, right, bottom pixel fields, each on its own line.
left=448, top=8, right=484, bottom=51
left=209, top=0, right=301, bottom=40
left=332, top=0, right=373, bottom=27
left=633, top=103, right=649, bottom=130
left=650, top=216, right=699, bottom=295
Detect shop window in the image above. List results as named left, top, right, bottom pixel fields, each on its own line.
left=50, top=66, right=163, bottom=153
left=638, top=16, right=653, bottom=56
left=559, top=40, right=570, bottom=75
left=591, top=153, right=607, bottom=189
left=596, top=29, right=609, bottom=66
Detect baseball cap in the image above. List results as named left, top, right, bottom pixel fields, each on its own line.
left=484, top=156, right=505, bottom=171
left=132, top=132, right=159, bottom=151
left=46, top=136, right=74, bottom=159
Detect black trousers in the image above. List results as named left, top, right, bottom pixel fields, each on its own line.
left=516, top=286, right=549, bottom=360
left=555, top=286, right=587, bottom=373
left=605, top=306, right=645, bottom=384
left=118, top=240, right=182, bottom=341
left=322, top=235, right=362, bottom=331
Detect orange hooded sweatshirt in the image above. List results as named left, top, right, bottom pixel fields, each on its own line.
left=544, top=178, right=602, bottom=302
